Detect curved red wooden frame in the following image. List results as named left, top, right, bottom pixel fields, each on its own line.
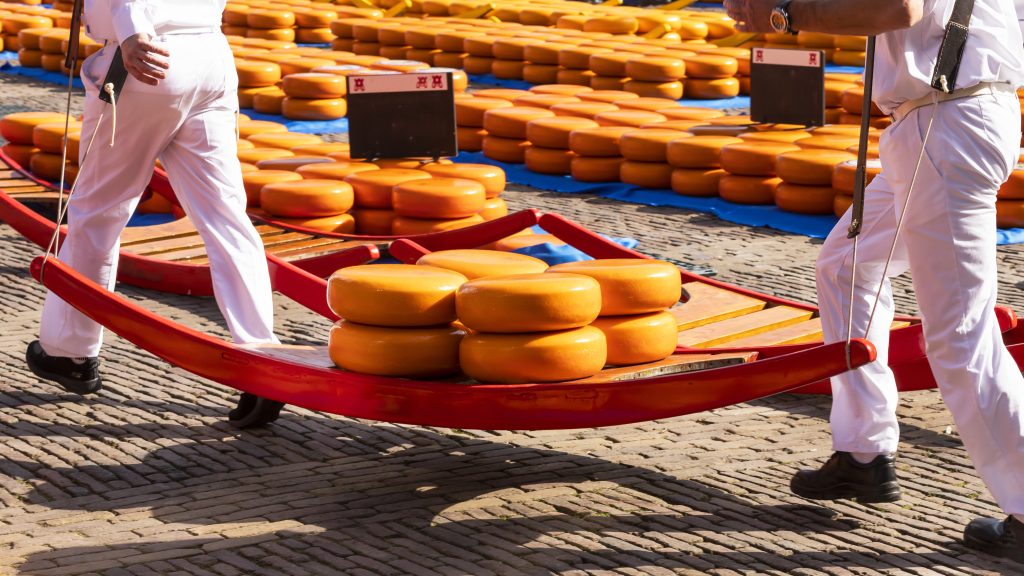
left=31, top=255, right=878, bottom=430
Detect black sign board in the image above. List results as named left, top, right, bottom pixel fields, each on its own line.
left=346, top=70, right=457, bottom=160
left=750, top=47, right=826, bottom=127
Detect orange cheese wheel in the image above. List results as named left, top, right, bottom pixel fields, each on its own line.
left=619, top=129, right=689, bottom=163
left=372, top=158, right=451, bottom=170
left=685, top=78, right=741, bottom=99
left=524, top=147, right=575, bottom=175
left=719, top=141, right=799, bottom=176
left=281, top=56, right=342, bottom=75
left=391, top=214, right=485, bottom=235
left=294, top=8, right=338, bottom=28
left=482, top=106, right=556, bottom=139
left=327, top=264, right=467, bottom=326
left=252, top=88, right=287, bottom=115
left=797, top=31, right=834, bottom=48
left=620, top=160, right=674, bottom=188
left=236, top=119, right=288, bottom=139
left=420, top=163, right=505, bottom=198
left=660, top=107, right=726, bottom=122
left=455, top=97, right=513, bottom=127
left=1, top=112, right=67, bottom=145
left=418, top=249, right=548, bottom=279
left=281, top=73, right=346, bottom=98
left=247, top=9, right=295, bottom=28
left=583, top=15, right=639, bottom=35
left=512, top=94, right=580, bottom=110
left=344, top=168, right=432, bottom=209
left=260, top=179, right=354, bottom=217
left=526, top=116, right=599, bottom=149
left=351, top=208, right=396, bottom=235
left=247, top=28, right=297, bottom=43
left=997, top=200, right=1024, bottom=228
left=237, top=147, right=295, bottom=164
left=238, top=86, right=280, bottom=109
left=682, top=54, right=737, bottom=79
left=37, top=29, right=70, bottom=55
left=492, top=37, right=532, bottom=61
left=834, top=193, right=853, bottom=217
left=297, top=161, right=380, bottom=181
left=624, top=80, right=683, bottom=100
left=738, top=130, right=811, bottom=144
left=796, top=135, right=860, bottom=152
left=490, top=233, right=563, bottom=252
left=462, top=56, right=494, bottom=75
left=547, top=258, right=681, bottom=316
left=492, top=59, right=526, bottom=80
left=329, top=320, right=463, bottom=377
left=672, top=167, right=725, bottom=197
left=32, top=122, right=79, bottom=155
left=434, top=52, right=468, bottom=70
left=594, top=110, right=668, bottom=129
left=290, top=143, right=352, bottom=157
left=460, top=326, right=607, bottom=383
left=568, top=126, right=631, bottom=157
left=841, top=85, right=884, bottom=116
left=247, top=132, right=323, bottom=150
left=557, top=68, right=598, bottom=87
left=16, top=27, right=50, bottom=51
left=998, top=165, right=1024, bottom=200
left=614, top=98, right=681, bottom=113
left=550, top=101, right=619, bottom=120
left=435, top=30, right=484, bottom=52
left=457, top=126, right=487, bottom=151
left=523, top=42, right=576, bottom=65
left=480, top=197, right=508, bottom=220
left=625, top=56, right=686, bottom=82
left=832, top=50, right=866, bottom=67
left=835, top=35, right=868, bottom=51
left=719, top=174, right=781, bottom=204
left=776, top=149, right=856, bottom=186
left=273, top=213, right=356, bottom=234
left=559, top=46, right=612, bottom=69
left=521, top=64, right=560, bottom=85
left=832, top=158, right=882, bottom=194
left=589, top=52, right=633, bottom=78
left=577, top=90, right=641, bottom=104
left=2, top=144, right=40, bottom=168
left=591, top=310, right=677, bottom=366
left=281, top=97, right=347, bottom=121
left=665, top=135, right=742, bottom=169
left=774, top=183, right=836, bottom=214
left=392, top=177, right=485, bottom=219
left=571, top=155, right=625, bottom=182
left=29, top=152, right=70, bottom=182
left=825, top=80, right=858, bottom=107
left=235, top=60, right=282, bottom=87
left=242, top=170, right=303, bottom=206
left=474, top=88, right=531, bottom=102
left=456, top=272, right=602, bottom=333
left=482, top=136, right=531, bottom=163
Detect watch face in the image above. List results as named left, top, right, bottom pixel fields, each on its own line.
left=769, top=9, right=788, bottom=33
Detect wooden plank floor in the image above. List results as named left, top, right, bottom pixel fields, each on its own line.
left=677, top=305, right=815, bottom=348
left=671, top=282, right=767, bottom=331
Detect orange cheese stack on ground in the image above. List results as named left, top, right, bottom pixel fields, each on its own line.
left=459, top=326, right=607, bottom=383
left=456, top=272, right=602, bottom=333
left=672, top=167, right=726, bottom=197
left=248, top=132, right=324, bottom=150
left=526, top=116, right=600, bottom=149
left=776, top=149, right=856, bottom=186
left=619, top=129, right=689, bottom=163
left=237, top=119, right=288, bottom=139
left=1, top=112, right=68, bottom=145
left=719, top=141, right=800, bottom=176
left=272, top=213, right=356, bottom=234
left=391, top=214, right=486, bottom=235
left=417, top=249, right=549, bottom=280
left=260, top=179, right=354, bottom=218
left=832, top=158, right=882, bottom=195
left=255, top=156, right=335, bottom=172
left=242, top=170, right=303, bottom=206
left=571, top=156, right=626, bottom=182
left=719, top=174, right=782, bottom=204
left=344, top=168, right=432, bottom=208
left=568, top=126, right=632, bottom=157
left=998, top=164, right=1024, bottom=200
left=455, top=97, right=513, bottom=127
left=667, top=135, right=743, bottom=169
left=774, top=183, right=836, bottom=215
left=281, top=97, right=347, bottom=121
left=327, top=264, right=468, bottom=327
left=351, top=208, right=396, bottom=235
left=297, top=161, right=380, bottom=181
left=329, top=320, right=464, bottom=377
left=482, top=135, right=532, bottom=163
left=392, top=177, right=486, bottom=219
left=32, top=121, right=81, bottom=154
left=237, top=147, right=294, bottom=164
left=590, top=310, right=678, bottom=366
left=547, top=259, right=681, bottom=316
left=483, top=106, right=556, bottom=139
left=420, top=163, right=505, bottom=198
left=281, top=73, right=346, bottom=99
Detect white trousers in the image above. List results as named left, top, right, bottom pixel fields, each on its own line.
left=817, top=90, right=1024, bottom=516
left=39, top=33, right=277, bottom=358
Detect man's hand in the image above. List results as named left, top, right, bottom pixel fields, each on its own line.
left=723, top=0, right=778, bottom=33
left=120, top=33, right=170, bottom=86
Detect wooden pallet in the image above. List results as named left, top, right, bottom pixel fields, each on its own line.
left=0, top=167, right=65, bottom=204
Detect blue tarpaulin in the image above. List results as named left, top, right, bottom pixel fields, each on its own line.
left=240, top=108, right=349, bottom=134
left=0, top=62, right=83, bottom=89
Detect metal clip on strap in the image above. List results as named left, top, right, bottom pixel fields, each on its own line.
left=930, top=0, right=976, bottom=92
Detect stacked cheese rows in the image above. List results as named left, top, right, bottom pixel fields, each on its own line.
left=235, top=117, right=508, bottom=234
left=763, top=31, right=868, bottom=67
left=0, top=2, right=98, bottom=76
left=0, top=111, right=79, bottom=185
left=326, top=252, right=682, bottom=382
left=222, top=0, right=348, bottom=45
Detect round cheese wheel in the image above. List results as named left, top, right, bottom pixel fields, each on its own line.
left=391, top=214, right=485, bottom=235
left=37, top=29, right=70, bottom=54
left=660, top=107, right=726, bottom=122
left=719, top=141, right=800, bottom=176
left=2, top=144, right=40, bottom=168
left=32, top=122, right=80, bottom=154
left=392, top=177, right=485, bottom=219
left=682, top=54, right=737, bottom=79
left=672, top=167, right=725, bottom=197
left=290, top=143, right=352, bottom=157
left=685, top=78, right=741, bottom=99
left=832, top=50, right=866, bottom=67
left=834, top=193, right=853, bottom=217
left=547, top=258, right=681, bottom=316
left=613, top=98, right=680, bottom=113
left=435, top=30, right=483, bottom=52
left=281, top=97, right=347, bottom=121
left=351, top=208, right=396, bottom=235
left=526, top=116, right=599, bottom=149
left=457, top=126, right=487, bottom=151
left=252, top=88, right=288, bottom=115
left=625, top=56, right=686, bottom=82
left=797, top=31, right=834, bottom=48
left=619, top=129, right=688, bottom=163
left=560, top=46, right=612, bottom=70
left=524, top=147, right=576, bottom=175
left=1, top=111, right=67, bottom=145
left=296, top=161, right=380, bottom=181
left=568, top=126, right=631, bottom=157
left=796, top=135, right=860, bottom=152
left=433, top=52, right=467, bottom=69
left=418, top=249, right=548, bottom=279
left=457, top=272, right=602, bottom=333
left=16, top=27, right=50, bottom=51
left=550, top=101, right=619, bottom=120
left=591, top=310, right=677, bottom=366
left=512, top=94, right=580, bottom=110
left=327, top=264, right=467, bottom=326
left=835, top=35, right=868, bottom=51
left=518, top=63, right=557, bottom=85
left=589, top=52, right=632, bottom=78
left=825, top=80, right=858, bottom=107
left=568, top=155, right=623, bottom=182
left=474, top=88, right=531, bottom=102
left=236, top=60, right=282, bottom=87
left=774, top=183, right=836, bottom=214
left=557, top=68, right=598, bottom=87
left=620, top=160, right=673, bottom=188
left=281, top=73, right=346, bottom=98
left=247, top=132, right=323, bottom=150
left=247, top=28, right=297, bottom=43
left=776, top=149, right=856, bottom=186
left=666, top=135, right=743, bottom=169
left=482, top=136, right=531, bottom=163
left=238, top=86, right=280, bottom=109
left=29, top=152, right=69, bottom=182
left=584, top=16, right=639, bottom=35
left=273, top=212, right=356, bottom=234
left=523, top=42, right=575, bottom=65
left=236, top=119, right=287, bottom=139
left=344, top=168, right=432, bottom=209
left=254, top=156, right=335, bottom=172
left=623, top=80, right=684, bottom=100
left=718, top=174, right=781, bottom=204
left=998, top=165, right=1024, bottom=200
left=997, top=200, right=1024, bottom=228
left=832, top=158, right=882, bottom=194
left=840, top=85, right=884, bottom=116
left=237, top=147, right=295, bottom=164
left=420, top=163, right=505, bottom=198
left=260, top=179, right=354, bottom=217
left=483, top=106, right=556, bottom=139
left=738, top=130, right=811, bottom=144
left=480, top=197, right=508, bottom=220
left=455, top=97, right=513, bottom=127
left=577, top=90, right=641, bottom=104
left=372, top=158, right=451, bottom=170
left=329, top=320, right=463, bottom=377
left=462, top=55, right=493, bottom=75
left=242, top=169, right=303, bottom=206
left=247, top=9, right=295, bottom=29
left=460, top=326, right=607, bottom=383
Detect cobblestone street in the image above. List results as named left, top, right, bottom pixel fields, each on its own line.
left=2, top=72, right=1024, bottom=575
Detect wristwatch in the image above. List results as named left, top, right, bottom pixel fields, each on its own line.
left=769, top=0, right=797, bottom=34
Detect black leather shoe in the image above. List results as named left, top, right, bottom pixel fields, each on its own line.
left=228, top=392, right=284, bottom=429
left=964, top=515, right=1024, bottom=562
left=790, top=451, right=901, bottom=504
left=25, top=340, right=102, bottom=395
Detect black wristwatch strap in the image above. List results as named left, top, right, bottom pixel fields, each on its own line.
left=779, top=0, right=796, bottom=34
left=930, top=0, right=975, bottom=92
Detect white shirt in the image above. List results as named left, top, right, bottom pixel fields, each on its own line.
left=873, top=0, right=1024, bottom=114
left=83, top=0, right=226, bottom=44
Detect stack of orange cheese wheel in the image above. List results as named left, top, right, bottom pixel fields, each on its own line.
left=997, top=161, right=1024, bottom=229
left=0, top=111, right=72, bottom=181
left=482, top=102, right=554, bottom=163
left=824, top=75, right=858, bottom=125
left=454, top=94, right=512, bottom=152
left=682, top=52, right=739, bottom=100
left=774, top=148, right=855, bottom=214
left=831, top=157, right=882, bottom=217
left=246, top=8, right=296, bottom=43
left=326, top=264, right=468, bottom=377
left=696, top=137, right=775, bottom=203
left=568, top=125, right=630, bottom=182
left=456, top=271, right=607, bottom=383
left=29, top=117, right=80, bottom=184
left=524, top=114, right=597, bottom=175
left=840, top=84, right=891, bottom=129
left=422, top=162, right=509, bottom=221
left=259, top=177, right=356, bottom=233
left=547, top=259, right=681, bottom=366
left=280, top=72, right=347, bottom=120
left=235, top=59, right=283, bottom=109
left=34, top=26, right=68, bottom=73
left=343, top=168, right=431, bottom=234
left=618, top=127, right=689, bottom=189
left=390, top=176, right=487, bottom=234
left=293, top=5, right=337, bottom=44
left=832, top=34, right=867, bottom=67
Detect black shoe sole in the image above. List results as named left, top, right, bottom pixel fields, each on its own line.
left=229, top=393, right=285, bottom=429
left=25, top=345, right=102, bottom=395
left=790, top=479, right=902, bottom=504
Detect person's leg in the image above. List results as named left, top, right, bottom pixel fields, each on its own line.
left=893, top=92, right=1024, bottom=561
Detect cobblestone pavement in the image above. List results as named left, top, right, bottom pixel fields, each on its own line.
left=2, top=72, right=1024, bottom=576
